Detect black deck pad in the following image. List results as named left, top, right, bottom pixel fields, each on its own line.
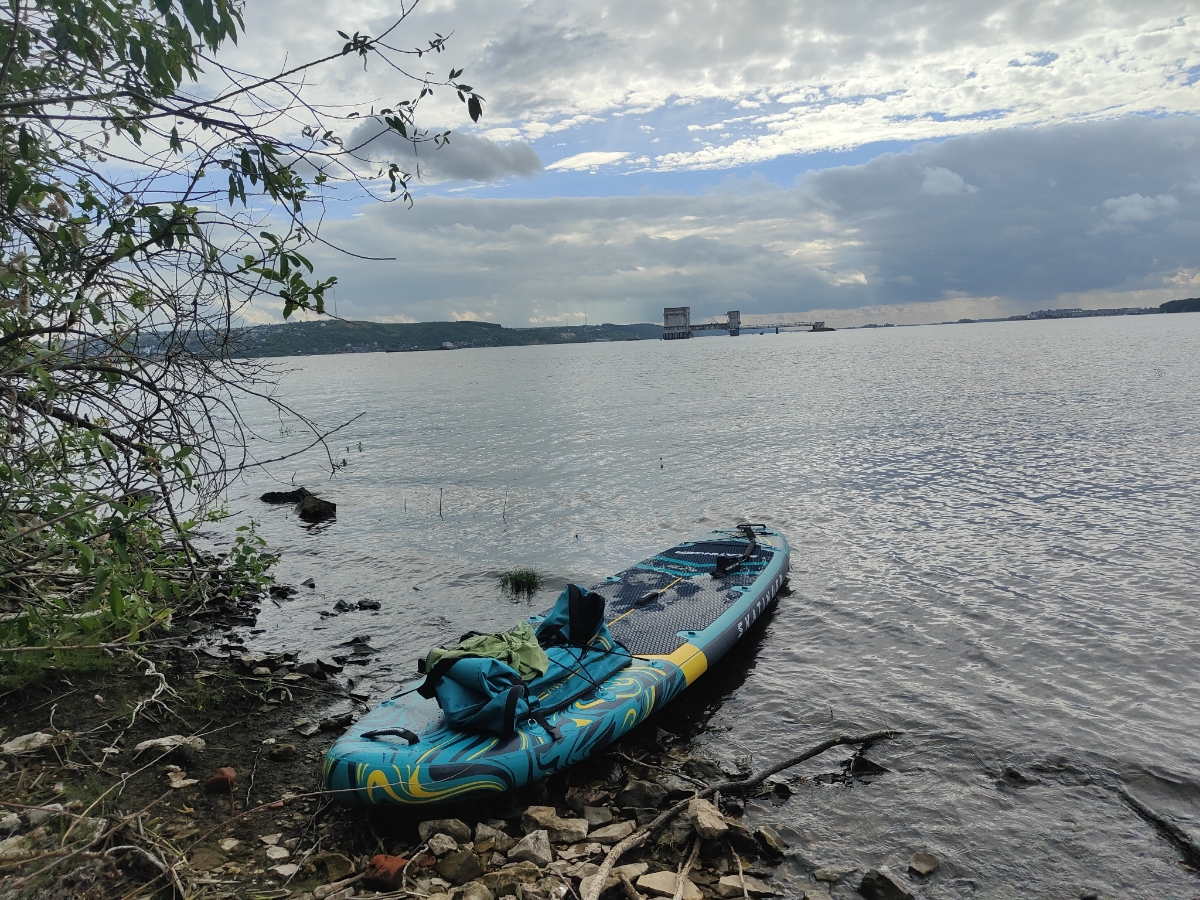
left=592, top=537, right=776, bottom=655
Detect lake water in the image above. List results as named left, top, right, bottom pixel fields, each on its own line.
left=217, top=314, right=1200, bottom=899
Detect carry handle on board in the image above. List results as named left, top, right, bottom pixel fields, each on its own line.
left=712, top=523, right=759, bottom=577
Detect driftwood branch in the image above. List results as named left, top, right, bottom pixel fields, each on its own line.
left=582, top=729, right=900, bottom=900
left=1119, top=787, right=1200, bottom=870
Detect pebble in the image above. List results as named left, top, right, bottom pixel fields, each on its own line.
left=583, top=806, right=613, bottom=827
left=908, top=851, right=939, bottom=877
left=637, top=871, right=702, bottom=900
left=419, top=818, right=474, bottom=843
left=427, top=833, right=459, bottom=857
left=686, top=798, right=728, bottom=840
left=589, top=820, right=636, bottom=844
left=716, top=874, right=777, bottom=897
left=756, top=825, right=788, bottom=855
left=521, top=806, right=589, bottom=844
left=508, top=830, right=553, bottom=867
left=436, top=849, right=485, bottom=884
left=26, top=804, right=64, bottom=827
left=0, top=813, right=20, bottom=834
left=859, top=868, right=914, bottom=900
left=617, top=780, right=667, bottom=809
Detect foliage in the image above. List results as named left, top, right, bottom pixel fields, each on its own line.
left=500, top=567, right=541, bottom=598
left=0, top=0, right=481, bottom=659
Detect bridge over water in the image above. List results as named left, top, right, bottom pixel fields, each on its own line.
left=663, top=306, right=833, bottom=339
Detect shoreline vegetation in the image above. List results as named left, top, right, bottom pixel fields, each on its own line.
left=221, top=299, right=1200, bottom=359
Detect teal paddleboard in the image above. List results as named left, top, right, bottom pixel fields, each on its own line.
left=323, top=524, right=790, bottom=806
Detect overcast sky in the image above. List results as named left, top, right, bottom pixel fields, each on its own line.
left=228, top=1, right=1200, bottom=326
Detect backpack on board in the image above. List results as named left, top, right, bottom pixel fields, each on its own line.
left=417, top=584, right=632, bottom=738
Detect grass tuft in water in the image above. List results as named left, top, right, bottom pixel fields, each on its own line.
left=499, top=568, right=541, bottom=598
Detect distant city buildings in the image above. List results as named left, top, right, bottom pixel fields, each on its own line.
left=1025, top=307, right=1160, bottom=319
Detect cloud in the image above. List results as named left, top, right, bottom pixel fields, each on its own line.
left=921, top=167, right=977, bottom=195
left=545, top=151, right=630, bottom=170
left=276, top=116, right=1200, bottom=327
left=346, top=121, right=542, bottom=184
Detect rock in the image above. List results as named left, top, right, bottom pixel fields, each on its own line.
left=475, top=825, right=513, bottom=854
left=261, top=488, right=312, bottom=504
left=320, top=713, right=354, bottom=731
left=418, top=818, right=472, bottom=844
left=204, top=767, right=236, bottom=794
left=266, top=845, right=290, bottom=860
left=295, top=661, right=326, bottom=678
left=358, top=599, right=381, bottom=610
left=724, top=819, right=760, bottom=855
left=133, top=735, right=206, bottom=762
left=658, top=774, right=697, bottom=801
left=636, top=871, right=702, bottom=900
left=26, top=804, right=64, bottom=826
left=189, top=846, right=226, bottom=870
left=716, top=874, right=777, bottom=897
left=579, top=862, right=650, bottom=898
left=908, top=852, right=939, bottom=877
left=273, top=862, right=300, bottom=877
left=429, top=833, right=460, bottom=857
left=1, top=732, right=55, bottom=755
left=859, top=869, right=913, bottom=900
left=0, top=812, right=20, bottom=834
left=260, top=833, right=282, bottom=846
left=508, top=830, right=553, bottom=867
left=756, top=825, right=788, bottom=856
left=437, top=850, right=485, bottom=885
left=490, top=852, right=507, bottom=868
left=0, top=831, right=41, bottom=862
left=557, top=842, right=601, bottom=861
left=582, top=806, right=613, bottom=827
left=363, top=854, right=410, bottom=891
left=218, top=838, right=240, bottom=851
left=521, top=807, right=589, bottom=844
left=297, top=495, right=336, bottom=523
left=293, top=718, right=320, bottom=737
left=588, top=821, right=635, bottom=845
left=482, top=861, right=542, bottom=896
left=813, top=868, right=843, bottom=883
left=617, top=780, right=667, bottom=809
left=269, top=584, right=298, bottom=599
left=333, top=599, right=354, bottom=613
left=722, top=797, right=745, bottom=818
left=251, top=666, right=273, bottom=677
left=566, top=784, right=612, bottom=815
left=658, top=815, right=693, bottom=851
left=268, top=743, right=296, bottom=761
left=567, top=861, right=600, bottom=879
left=686, top=798, right=728, bottom=840
left=318, top=657, right=344, bottom=674
left=165, top=765, right=197, bottom=789
left=456, top=882, right=494, bottom=900
left=521, top=877, right=568, bottom=900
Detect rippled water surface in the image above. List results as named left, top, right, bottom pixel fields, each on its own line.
left=219, top=315, right=1200, bottom=899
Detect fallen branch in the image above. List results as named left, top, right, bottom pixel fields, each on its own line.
left=1119, top=787, right=1200, bottom=870
left=672, top=837, right=700, bottom=900
left=582, top=729, right=900, bottom=900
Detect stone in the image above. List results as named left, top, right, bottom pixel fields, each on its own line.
left=658, top=816, right=693, bottom=851
left=521, top=807, right=589, bottom=844
left=204, top=766, right=236, bottom=794
left=266, top=845, right=290, bottom=860
left=260, top=833, right=282, bottom=846
left=908, top=852, right=939, bottom=877
left=521, top=877, right=568, bottom=900
left=295, top=661, right=326, bottom=678
left=455, top=882, right=494, bottom=900
left=133, top=735, right=206, bottom=761
left=268, top=743, right=296, bottom=762
left=26, top=804, right=64, bottom=826
left=579, top=862, right=650, bottom=898
left=756, top=825, right=788, bottom=856
left=490, top=852, right=507, bottom=868
left=363, top=854, right=410, bottom=891
left=556, top=842, right=601, bottom=861
left=218, top=838, right=240, bottom=852
left=318, top=657, right=344, bottom=673
left=859, top=869, right=913, bottom=900
left=475, top=823, right=515, bottom=853
left=0, top=813, right=21, bottom=834
left=617, top=780, right=667, bottom=809
left=582, top=806, right=613, bottom=827
left=658, top=774, right=698, bottom=801
left=429, top=833, right=460, bottom=857
left=261, top=488, right=311, bottom=504
left=293, top=719, right=320, bottom=737
left=813, top=868, right=843, bottom=883
left=437, top=850, right=485, bottom=885
left=636, top=871, right=702, bottom=900
left=358, top=599, right=382, bottom=610
left=566, top=861, right=600, bottom=879
left=588, top=820, right=636, bottom=845
left=252, top=666, right=273, bottom=676
left=189, top=846, right=226, bottom=871
left=420, top=818, right=474, bottom=843
left=716, top=874, right=777, bottom=897
left=566, top=784, right=612, bottom=815
left=0, top=731, right=55, bottom=755
left=724, top=820, right=760, bottom=855
left=507, top=830, right=553, bottom=867
left=297, top=495, right=336, bottom=522
left=482, top=861, right=542, bottom=896
left=686, top=798, right=728, bottom=841
left=273, top=863, right=300, bottom=877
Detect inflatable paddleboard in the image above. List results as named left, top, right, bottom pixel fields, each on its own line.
left=323, top=524, right=790, bottom=806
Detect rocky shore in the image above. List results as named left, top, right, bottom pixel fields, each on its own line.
left=0, top=629, right=929, bottom=900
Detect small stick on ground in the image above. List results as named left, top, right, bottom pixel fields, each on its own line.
left=618, top=872, right=645, bottom=900
left=581, top=729, right=900, bottom=900
left=733, top=849, right=749, bottom=900
left=672, top=836, right=701, bottom=900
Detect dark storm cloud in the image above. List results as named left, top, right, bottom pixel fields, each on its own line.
left=347, top=121, right=542, bottom=184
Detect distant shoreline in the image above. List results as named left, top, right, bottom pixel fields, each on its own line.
left=224, top=297, right=1200, bottom=359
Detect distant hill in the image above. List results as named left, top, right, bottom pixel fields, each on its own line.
left=228, top=319, right=664, bottom=357
left=1161, top=297, right=1200, bottom=314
